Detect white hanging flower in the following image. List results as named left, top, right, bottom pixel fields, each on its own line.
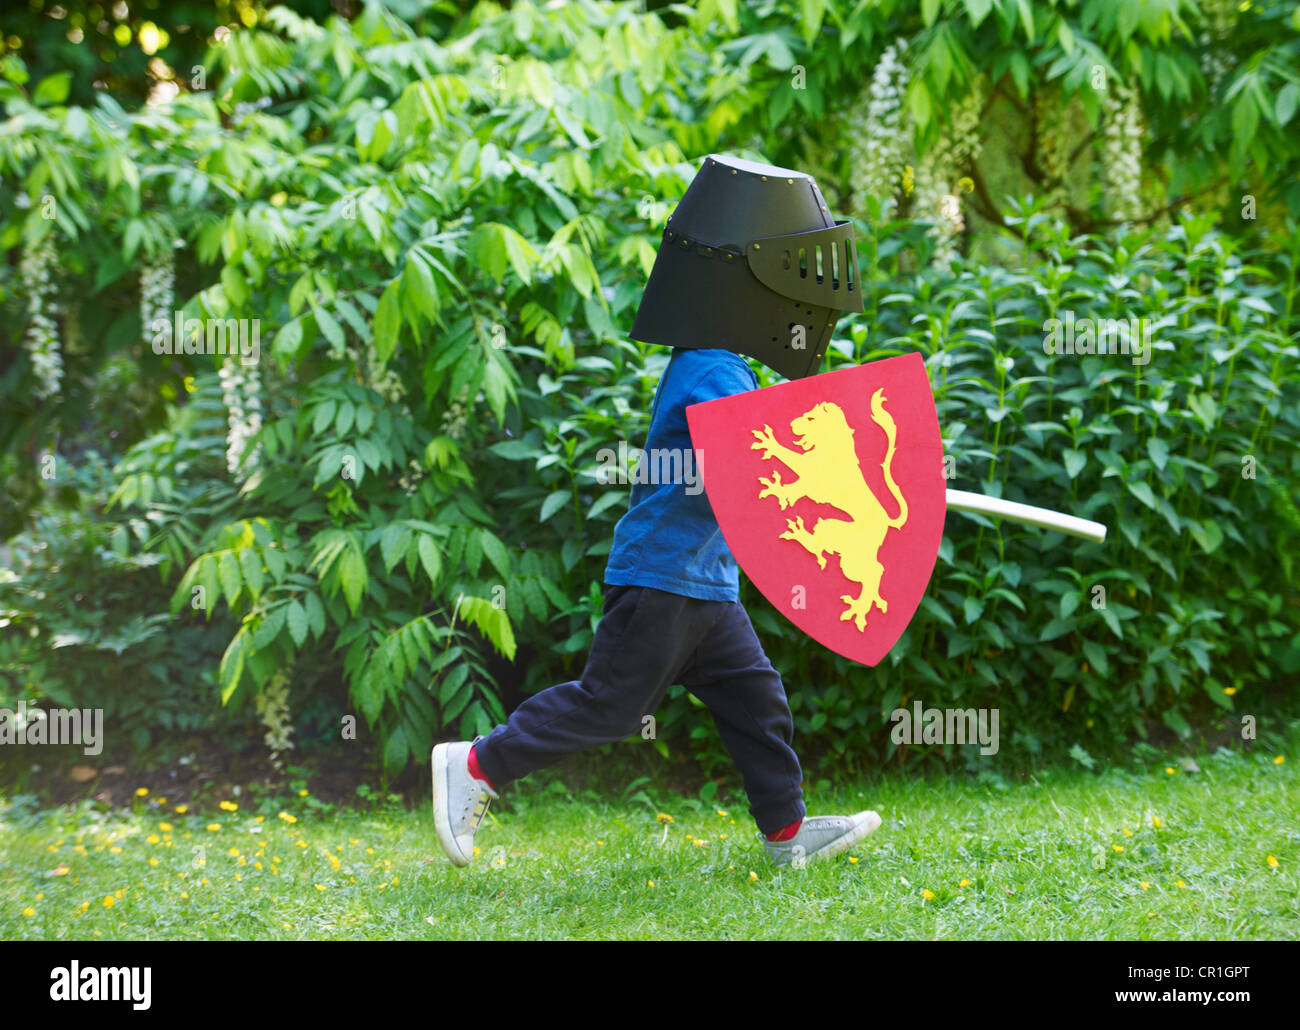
left=1198, top=0, right=1238, bottom=94
left=219, top=356, right=263, bottom=481
left=20, top=233, right=63, bottom=400
left=848, top=39, right=910, bottom=216
left=140, top=250, right=176, bottom=347
left=1101, top=82, right=1144, bottom=224
left=911, top=84, right=983, bottom=271
left=254, top=668, right=295, bottom=771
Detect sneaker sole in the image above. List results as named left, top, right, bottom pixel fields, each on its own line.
left=431, top=743, right=470, bottom=867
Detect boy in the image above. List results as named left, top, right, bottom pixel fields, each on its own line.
left=432, top=155, right=881, bottom=869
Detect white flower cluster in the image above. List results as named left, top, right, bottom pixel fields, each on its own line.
left=847, top=39, right=910, bottom=216
left=1198, top=0, right=1238, bottom=95
left=1036, top=90, right=1071, bottom=212
left=20, top=233, right=63, bottom=400
left=1101, top=82, right=1145, bottom=224
left=139, top=251, right=175, bottom=346
left=913, top=84, right=984, bottom=271
left=347, top=339, right=405, bottom=406
left=253, top=668, right=294, bottom=771
left=217, top=356, right=263, bottom=481
left=397, top=457, right=426, bottom=496
left=439, top=386, right=472, bottom=441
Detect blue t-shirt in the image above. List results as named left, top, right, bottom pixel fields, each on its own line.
left=603, top=348, right=758, bottom=601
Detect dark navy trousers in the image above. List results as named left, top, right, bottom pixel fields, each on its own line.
left=473, top=584, right=806, bottom=836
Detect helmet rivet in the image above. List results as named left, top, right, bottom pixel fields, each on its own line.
left=761, top=176, right=767, bottom=181
left=753, top=243, right=760, bottom=250
left=787, top=178, right=794, bottom=184
left=731, top=169, right=737, bottom=175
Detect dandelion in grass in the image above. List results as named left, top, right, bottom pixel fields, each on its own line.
left=149, top=858, right=159, bottom=867
left=1151, top=816, right=1162, bottom=828
left=1122, top=829, right=1132, bottom=837
left=206, top=824, right=221, bottom=832
left=146, top=834, right=160, bottom=845
left=849, top=857, right=858, bottom=864
left=277, top=812, right=296, bottom=824
left=299, top=789, right=309, bottom=797
left=1274, top=756, right=1285, bottom=765
left=175, top=804, right=188, bottom=814
left=22, top=907, right=35, bottom=917
left=656, top=813, right=674, bottom=824
left=1113, top=845, right=1125, bottom=853
left=1267, top=855, right=1279, bottom=869
left=1223, top=688, right=1237, bottom=696
left=1165, top=767, right=1176, bottom=775
left=1139, top=881, right=1149, bottom=890
left=219, top=801, right=238, bottom=812
left=1176, top=880, right=1187, bottom=889
left=159, top=822, right=173, bottom=832
left=748, top=871, right=758, bottom=883
left=647, top=880, right=655, bottom=888
left=959, top=878, right=970, bottom=887
left=109, top=846, right=122, bottom=854
left=103, top=896, right=115, bottom=908
left=135, top=788, right=149, bottom=797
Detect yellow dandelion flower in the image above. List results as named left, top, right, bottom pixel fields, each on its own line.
left=656, top=813, right=674, bottom=824
left=1151, top=816, right=1162, bottom=828
left=228, top=848, right=240, bottom=857
left=22, top=907, right=35, bottom=917
left=1223, top=687, right=1237, bottom=696
left=180, top=892, right=189, bottom=899
left=219, top=801, right=238, bottom=812
left=327, top=854, right=341, bottom=871
left=1176, top=880, right=1186, bottom=889
left=116, top=889, right=125, bottom=898
left=148, top=857, right=159, bottom=867
left=159, top=822, right=173, bottom=833
left=174, top=804, right=188, bottom=814
left=1122, top=829, right=1132, bottom=837
left=205, top=824, right=221, bottom=832
left=254, top=815, right=265, bottom=823
left=849, top=857, right=859, bottom=864
left=35, top=893, right=43, bottom=900
left=277, top=812, right=297, bottom=823
left=200, top=878, right=209, bottom=886
left=235, top=873, right=242, bottom=881
left=1139, top=882, right=1149, bottom=890
left=272, top=856, right=281, bottom=864
left=335, top=845, right=343, bottom=852
left=922, top=889, right=935, bottom=900
left=238, top=857, right=246, bottom=866
left=647, top=880, right=655, bottom=888
left=730, top=819, right=735, bottom=825
left=1113, top=845, right=1125, bottom=852
left=748, top=871, right=758, bottom=882
left=155, top=796, right=167, bottom=805
left=472, top=845, right=481, bottom=856
left=960, top=878, right=971, bottom=887
left=254, top=861, right=262, bottom=870
left=1267, top=855, right=1279, bottom=868
left=146, top=834, right=160, bottom=845
left=315, top=884, right=327, bottom=891
left=365, top=847, right=375, bottom=855
left=299, top=789, right=309, bottom=797
left=1165, top=767, right=1176, bottom=775
left=1274, top=756, right=1285, bottom=765
left=294, top=840, right=307, bottom=849
left=103, top=896, right=115, bottom=908
left=716, top=809, right=728, bottom=818
left=694, top=838, right=706, bottom=848
left=391, top=877, right=398, bottom=886
left=686, top=834, right=695, bottom=841
left=720, top=834, right=728, bottom=840
left=134, top=788, right=149, bottom=797
left=109, top=846, right=122, bottom=854
left=596, top=840, right=605, bottom=846
left=349, top=838, right=360, bottom=844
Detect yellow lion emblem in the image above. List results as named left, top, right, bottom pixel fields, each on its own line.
left=750, top=389, right=908, bottom=631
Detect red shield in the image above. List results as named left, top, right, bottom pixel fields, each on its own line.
left=686, top=353, right=945, bottom=666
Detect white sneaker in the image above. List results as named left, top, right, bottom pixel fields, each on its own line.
left=431, top=737, right=498, bottom=867
left=762, top=811, right=882, bottom=868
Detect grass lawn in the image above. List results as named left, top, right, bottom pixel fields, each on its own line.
left=2, top=743, right=1296, bottom=940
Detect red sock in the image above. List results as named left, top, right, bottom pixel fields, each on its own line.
left=466, top=743, right=495, bottom=790
left=766, top=818, right=802, bottom=842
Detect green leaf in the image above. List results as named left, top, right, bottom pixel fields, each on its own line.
left=417, top=534, right=441, bottom=586
left=1081, top=638, right=1108, bottom=677
left=374, top=280, right=402, bottom=362
left=338, top=547, right=367, bottom=614
left=218, top=551, right=242, bottom=607
left=315, top=307, right=344, bottom=352
left=1277, top=82, right=1299, bottom=126
left=286, top=599, right=309, bottom=647
left=1063, top=448, right=1087, bottom=479
left=239, top=549, right=264, bottom=601
left=33, top=71, right=71, bottom=106
left=540, top=489, right=569, bottom=522
left=1127, top=481, right=1157, bottom=510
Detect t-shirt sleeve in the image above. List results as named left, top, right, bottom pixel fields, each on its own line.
left=688, top=358, right=757, bottom=405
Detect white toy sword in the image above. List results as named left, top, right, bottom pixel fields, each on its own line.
left=945, top=489, right=1107, bottom=542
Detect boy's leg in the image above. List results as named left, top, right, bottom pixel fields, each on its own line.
left=678, top=600, right=806, bottom=838
left=473, top=585, right=719, bottom=787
